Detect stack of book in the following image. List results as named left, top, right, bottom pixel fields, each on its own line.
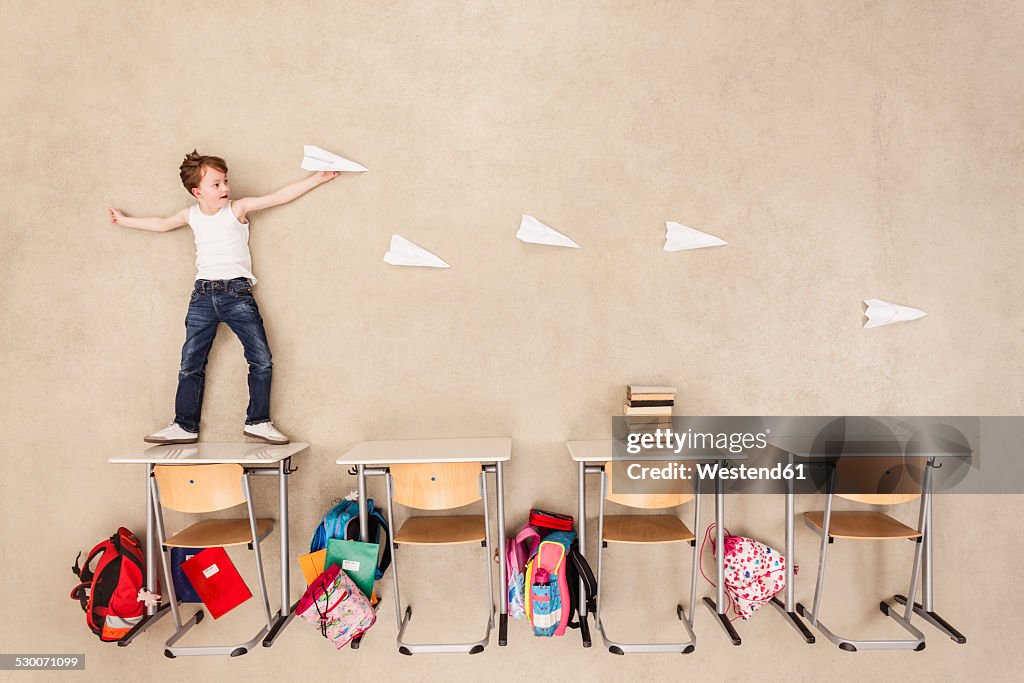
left=624, top=385, right=675, bottom=435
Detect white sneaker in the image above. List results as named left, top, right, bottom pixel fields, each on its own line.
left=243, top=420, right=290, bottom=445
left=144, top=421, right=198, bottom=444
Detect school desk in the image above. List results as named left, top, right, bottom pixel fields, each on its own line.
left=109, top=441, right=308, bottom=648
left=567, top=440, right=748, bottom=648
left=336, top=437, right=512, bottom=647
left=768, top=433, right=969, bottom=650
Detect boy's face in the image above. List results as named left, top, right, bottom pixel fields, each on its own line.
left=192, top=166, right=230, bottom=208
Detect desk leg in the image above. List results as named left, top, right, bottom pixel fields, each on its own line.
left=923, top=489, right=933, bottom=611
left=118, top=464, right=171, bottom=646
left=351, top=464, right=370, bottom=650
left=146, top=463, right=156, bottom=613
left=893, top=470, right=966, bottom=644
left=357, top=464, right=369, bottom=540
left=497, top=461, right=508, bottom=646
left=578, top=461, right=591, bottom=647
left=785, top=471, right=794, bottom=610
left=703, top=465, right=741, bottom=645
left=264, top=460, right=296, bottom=646
left=768, top=458, right=815, bottom=643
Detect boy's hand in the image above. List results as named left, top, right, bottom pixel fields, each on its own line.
left=234, top=171, right=341, bottom=218
left=109, top=207, right=125, bottom=224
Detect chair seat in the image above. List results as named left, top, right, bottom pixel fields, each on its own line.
left=165, top=518, right=274, bottom=548
left=394, top=515, right=486, bottom=545
left=804, top=511, right=921, bottom=540
left=602, top=515, right=694, bottom=544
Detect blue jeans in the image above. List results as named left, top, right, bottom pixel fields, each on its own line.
left=174, top=278, right=272, bottom=433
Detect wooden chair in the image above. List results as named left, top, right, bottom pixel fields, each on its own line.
left=150, top=463, right=275, bottom=658
left=595, top=461, right=700, bottom=654
left=798, top=455, right=930, bottom=651
left=383, top=461, right=494, bottom=655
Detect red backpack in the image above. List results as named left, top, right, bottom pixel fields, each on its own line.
left=70, top=527, right=147, bottom=641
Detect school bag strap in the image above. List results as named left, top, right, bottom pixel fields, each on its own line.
left=69, top=539, right=107, bottom=616
left=69, top=540, right=109, bottom=624
left=373, top=508, right=392, bottom=577
left=69, top=582, right=91, bottom=611
left=74, top=539, right=112, bottom=584
left=565, top=544, right=597, bottom=628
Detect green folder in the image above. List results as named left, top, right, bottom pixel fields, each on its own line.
left=325, top=538, right=379, bottom=599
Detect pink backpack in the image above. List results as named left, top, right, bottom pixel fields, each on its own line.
left=700, top=525, right=793, bottom=620
left=296, top=564, right=376, bottom=650
left=505, top=524, right=541, bottom=619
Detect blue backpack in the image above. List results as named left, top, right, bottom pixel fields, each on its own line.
left=309, top=498, right=391, bottom=580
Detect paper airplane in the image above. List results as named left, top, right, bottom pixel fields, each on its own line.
left=863, top=299, right=927, bottom=328
left=663, top=221, right=727, bottom=251
left=516, top=214, right=580, bottom=248
left=383, top=235, right=450, bottom=268
left=300, top=145, right=367, bottom=172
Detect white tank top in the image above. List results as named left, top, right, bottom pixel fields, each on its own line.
left=187, top=201, right=257, bottom=284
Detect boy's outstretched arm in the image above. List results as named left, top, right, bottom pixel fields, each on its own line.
left=109, top=207, right=189, bottom=232
left=232, top=171, right=339, bottom=222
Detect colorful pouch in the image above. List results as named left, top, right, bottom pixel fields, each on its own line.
left=296, top=564, right=376, bottom=650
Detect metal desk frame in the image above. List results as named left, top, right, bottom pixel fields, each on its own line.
left=770, top=440, right=968, bottom=650
left=765, top=450, right=816, bottom=643
left=338, top=437, right=511, bottom=651
left=110, top=442, right=307, bottom=652
left=569, top=441, right=746, bottom=650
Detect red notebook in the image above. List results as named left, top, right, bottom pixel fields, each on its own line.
left=180, top=547, right=252, bottom=619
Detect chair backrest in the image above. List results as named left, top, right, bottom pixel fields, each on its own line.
left=154, top=463, right=246, bottom=513
left=604, top=462, right=694, bottom=509
left=390, top=462, right=481, bottom=510
left=835, top=456, right=924, bottom=505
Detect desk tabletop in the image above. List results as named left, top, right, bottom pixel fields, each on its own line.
left=109, top=441, right=310, bottom=465
left=767, top=435, right=972, bottom=460
left=337, top=437, right=512, bottom=465
left=567, top=439, right=748, bottom=463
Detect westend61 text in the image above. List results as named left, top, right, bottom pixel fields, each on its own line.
left=625, top=462, right=808, bottom=481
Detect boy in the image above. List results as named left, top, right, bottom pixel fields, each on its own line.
left=109, top=150, right=338, bottom=444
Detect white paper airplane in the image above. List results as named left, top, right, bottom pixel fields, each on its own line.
left=863, top=299, right=927, bottom=328
left=300, top=145, right=368, bottom=172
left=516, top=214, right=581, bottom=248
left=383, top=234, right=450, bottom=268
left=663, top=221, right=727, bottom=251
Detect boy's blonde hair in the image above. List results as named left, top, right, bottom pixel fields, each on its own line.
left=179, top=150, right=228, bottom=194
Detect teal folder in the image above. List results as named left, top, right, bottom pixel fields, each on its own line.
left=325, top=538, right=379, bottom=599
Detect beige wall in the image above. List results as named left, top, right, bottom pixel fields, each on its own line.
left=2, top=0, right=1022, bottom=680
